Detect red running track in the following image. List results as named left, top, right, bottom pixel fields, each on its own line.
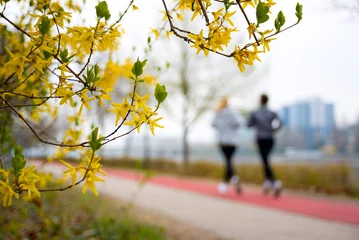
left=105, top=168, right=359, bottom=226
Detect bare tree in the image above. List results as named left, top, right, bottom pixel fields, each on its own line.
left=332, top=0, right=359, bottom=13
left=354, top=116, right=359, bottom=153
left=161, top=40, right=260, bottom=166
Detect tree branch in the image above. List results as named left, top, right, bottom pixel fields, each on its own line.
left=235, top=0, right=260, bottom=46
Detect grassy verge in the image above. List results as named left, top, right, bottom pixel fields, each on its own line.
left=0, top=187, right=165, bottom=240
left=100, top=158, right=359, bottom=197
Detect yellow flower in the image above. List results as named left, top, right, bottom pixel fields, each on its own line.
left=18, top=166, right=41, bottom=199
left=82, top=172, right=104, bottom=196
left=60, top=160, right=78, bottom=186
left=134, top=93, right=151, bottom=112
left=212, top=8, right=224, bottom=21
left=150, top=28, right=160, bottom=40
left=261, top=30, right=275, bottom=52
left=132, top=5, right=138, bottom=11
left=247, top=23, right=256, bottom=39
left=177, top=13, right=184, bottom=21
left=108, top=98, right=132, bottom=125
left=223, top=11, right=236, bottom=26
left=57, top=86, right=75, bottom=107
left=78, top=90, right=94, bottom=114
left=0, top=181, right=19, bottom=207
left=144, top=75, right=157, bottom=85
left=124, top=112, right=146, bottom=133
left=148, top=117, right=164, bottom=135
left=166, top=31, right=173, bottom=40
left=188, top=30, right=209, bottom=56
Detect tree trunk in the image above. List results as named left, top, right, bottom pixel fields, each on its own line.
left=183, top=125, right=189, bottom=166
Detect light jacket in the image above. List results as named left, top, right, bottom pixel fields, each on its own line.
left=212, top=107, right=241, bottom=146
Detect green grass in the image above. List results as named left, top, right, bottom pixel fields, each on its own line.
left=0, top=187, right=165, bottom=240
left=100, top=157, right=359, bottom=197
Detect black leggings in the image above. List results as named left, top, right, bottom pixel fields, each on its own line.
left=257, top=139, right=275, bottom=182
left=220, top=145, right=236, bottom=183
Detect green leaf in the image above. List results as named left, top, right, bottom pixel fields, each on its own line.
left=131, top=58, right=146, bottom=77
left=141, top=59, right=148, bottom=68
left=91, top=127, right=99, bottom=143
left=274, top=11, right=286, bottom=32
left=59, top=48, right=68, bottom=62
left=295, top=2, right=303, bottom=23
left=224, top=0, right=231, bottom=12
left=12, top=145, right=26, bottom=177
left=43, top=50, right=52, bottom=60
left=256, top=1, right=270, bottom=25
left=96, top=1, right=111, bottom=20
left=154, top=84, right=168, bottom=103
left=258, top=15, right=269, bottom=24
left=38, top=16, right=51, bottom=35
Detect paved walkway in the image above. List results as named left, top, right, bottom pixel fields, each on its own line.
left=41, top=163, right=359, bottom=240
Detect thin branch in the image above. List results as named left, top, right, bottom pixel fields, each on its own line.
left=0, top=12, right=32, bottom=39
left=103, top=105, right=160, bottom=145
left=104, top=82, right=138, bottom=140
left=0, top=12, right=89, bottom=88
left=235, top=0, right=260, bottom=46
left=198, top=0, right=210, bottom=26
left=48, top=6, right=62, bottom=56
left=241, top=22, right=299, bottom=50
left=0, top=158, right=3, bottom=169
left=38, top=151, right=95, bottom=192
left=105, top=0, right=135, bottom=33
left=161, top=0, right=232, bottom=58
left=214, top=0, right=251, bottom=5
left=0, top=96, right=88, bottom=148
left=78, top=20, right=100, bottom=76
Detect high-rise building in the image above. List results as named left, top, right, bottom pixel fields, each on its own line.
left=279, top=98, right=335, bottom=149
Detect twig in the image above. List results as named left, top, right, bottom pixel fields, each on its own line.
left=198, top=0, right=210, bottom=26
left=0, top=96, right=88, bottom=148
left=104, top=82, right=138, bottom=140
left=105, top=0, right=135, bottom=33
left=38, top=151, right=95, bottom=192
left=48, top=6, right=62, bottom=56
left=78, top=20, right=100, bottom=76
left=241, top=22, right=299, bottom=50
left=161, top=0, right=232, bottom=57
left=235, top=0, right=260, bottom=46
left=103, top=105, right=160, bottom=145
left=0, top=158, right=3, bottom=169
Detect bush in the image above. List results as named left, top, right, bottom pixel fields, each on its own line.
left=94, top=157, right=358, bottom=197
left=0, top=187, right=165, bottom=239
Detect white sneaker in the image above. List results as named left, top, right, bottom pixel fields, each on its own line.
left=273, top=180, right=283, bottom=197
left=263, top=180, right=272, bottom=194
left=218, top=183, right=228, bottom=194
left=230, top=176, right=241, bottom=194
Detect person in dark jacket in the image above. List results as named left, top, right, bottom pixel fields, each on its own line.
left=212, top=97, right=241, bottom=194
left=247, top=94, right=283, bottom=197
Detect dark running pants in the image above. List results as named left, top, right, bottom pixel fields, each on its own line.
left=220, top=145, right=236, bottom=183
left=257, top=139, right=275, bottom=182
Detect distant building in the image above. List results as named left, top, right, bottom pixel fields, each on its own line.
left=279, top=98, right=335, bottom=149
